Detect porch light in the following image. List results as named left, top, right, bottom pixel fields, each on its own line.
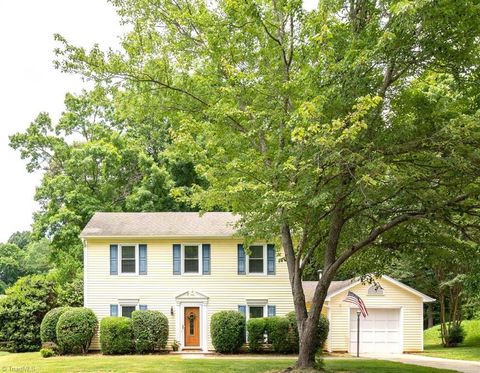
left=171, top=306, right=174, bottom=316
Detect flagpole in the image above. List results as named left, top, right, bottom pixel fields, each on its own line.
left=356, top=310, right=361, bottom=358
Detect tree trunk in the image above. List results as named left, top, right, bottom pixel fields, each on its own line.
left=427, top=303, right=434, bottom=329
left=297, top=318, right=318, bottom=368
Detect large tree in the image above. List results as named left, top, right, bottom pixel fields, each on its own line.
left=49, top=0, right=480, bottom=368
left=11, top=88, right=202, bottom=280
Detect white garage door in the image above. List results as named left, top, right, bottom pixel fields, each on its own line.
left=349, top=308, right=402, bottom=354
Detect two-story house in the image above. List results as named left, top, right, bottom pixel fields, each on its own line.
left=81, top=212, right=293, bottom=352
left=81, top=211, right=434, bottom=354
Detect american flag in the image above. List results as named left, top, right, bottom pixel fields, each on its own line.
left=343, top=291, right=368, bottom=317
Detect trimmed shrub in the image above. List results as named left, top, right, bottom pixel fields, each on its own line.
left=0, top=275, right=57, bottom=352
left=132, top=310, right=169, bottom=353
left=284, top=312, right=329, bottom=353
left=268, top=317, right=293, bottom=353
left=100, top=317, right=134, bottom=354
left=40, top=348, right=55, bottom=358
left=56, top=307, right=97, bottom=354
left=315, top=314, right=330, bottom=350
left=40, top=307, right=70, bottom=344
left=247, top=318, right=266, bottom=352
left=210, top=311, right=245, bottom=353
left=285, top=312, right=299, bottom=352
left=444, top=324, right=465, bottom=347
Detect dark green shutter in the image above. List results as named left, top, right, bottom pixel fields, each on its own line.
left=110, top=244, right=118, bottom=275
left=173, top=244, right=181, bottom=275
left=237, top=244, right=246, bottom=275
left=139, top=244, right=147, bottom=275
left=267, top=244, right=275, bottom=275
left=202, top=244, right=211, bottom=275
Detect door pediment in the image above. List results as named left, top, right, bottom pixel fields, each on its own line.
left=175, top=290, right=209, bottom=304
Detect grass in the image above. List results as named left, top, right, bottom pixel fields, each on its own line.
left=0, top=352, right=454, bottom=373
left=422, top=319, right=480, bottom=361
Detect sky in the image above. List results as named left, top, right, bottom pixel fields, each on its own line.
left=0, top=0, right=318, bottom=243
left=0, top=1, right=124, bottom=242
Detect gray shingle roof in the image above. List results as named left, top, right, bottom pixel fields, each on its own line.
left=302, top=279, right=356, bottom=302
left=80, top=212, right=240, bottom=238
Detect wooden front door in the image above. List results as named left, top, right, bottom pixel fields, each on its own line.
left=184, top=307, right=200, bottom=347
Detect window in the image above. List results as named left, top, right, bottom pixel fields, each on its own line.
left=249, top=306, right=264, bottom=319
left=121, top=305, right=136, bottom=318
left=182, top=244, right=202, bottom=274
left=120, top=245, right=137, bottom=274
left=184, top=245, right=199, bottom=273
left=247, top=245, right=266, bottom=274
left=368, top=285, right=384, bottom=296
left=245, top=304, right=267, bottom=342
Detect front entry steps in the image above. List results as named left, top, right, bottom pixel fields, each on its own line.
left=170, top=350, right=213, bottom=354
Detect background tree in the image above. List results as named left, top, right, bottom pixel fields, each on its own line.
left=8, top=231, right=32, bottom=249
left=0, top=243, right=24, bottom=290
left=22, top=0, right=480, bottom=368
left=11, top=88, right=203, bottom=282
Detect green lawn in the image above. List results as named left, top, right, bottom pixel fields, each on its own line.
left=0, top=352, right=454, bottom=373
left=423, top=319, right=480, bottom=361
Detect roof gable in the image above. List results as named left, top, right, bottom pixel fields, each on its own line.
left=303, top=275, right=435, bottom=303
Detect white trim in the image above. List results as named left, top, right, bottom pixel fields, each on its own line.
left=177, top=302, right=208, bottom=352
left=83, top=239, right=88, bottom=308
left=400, top=306, right=405, bottom=353
left=246, top=244, right=267, bottom=275
left=325, top=275, right=435, bottom=302
left=181, top=243, right=203, bottom=275
left=118, top=302, right=139, bottom=318
left=420, top=302, right=424, bottom=351
left=118, top=244, right=139, bottom=275
left=326, top=306, right=332, bottom=353
left=246, top=304, right=267, bottom=321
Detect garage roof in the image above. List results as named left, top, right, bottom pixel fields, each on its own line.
left=302, top=275, right=435, bottom=303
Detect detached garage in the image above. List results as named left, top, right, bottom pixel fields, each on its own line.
left=303, top=275, right=435, bottom=354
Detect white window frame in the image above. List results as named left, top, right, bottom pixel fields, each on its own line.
left=120, top=304, right=138, bottom=318
left=245, top=302, right=268, bottom=342
left=181, top=243, right=203, bottom=275
left=246, top=304, right=267, bottom=321
left=246, top=244, right=267, bottom=275
left=118, top=244, right=139, bottom=276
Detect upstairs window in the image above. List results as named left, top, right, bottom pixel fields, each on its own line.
left=182, top=244, right=202, bottom=274
left=120, top=245, right=137, bottom=274
left=247, top=245, right=266, bottom=274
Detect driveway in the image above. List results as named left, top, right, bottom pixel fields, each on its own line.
left=367, top=353, right=480, bottom=373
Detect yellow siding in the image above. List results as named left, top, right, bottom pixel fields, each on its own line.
left=327, top=279, right=424, bottom=353
left=84, top=238, right=294, bottom=350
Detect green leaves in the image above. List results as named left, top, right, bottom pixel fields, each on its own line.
left=11, top=87, right=199, bottom=278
